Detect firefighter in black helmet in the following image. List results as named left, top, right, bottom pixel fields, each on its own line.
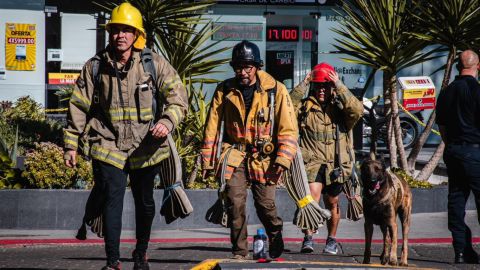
left=230, top=40, right=264, bottom=67
left=202, top=40, right=298, bottom=260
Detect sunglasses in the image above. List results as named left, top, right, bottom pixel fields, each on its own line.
left=233, top=65, right=255, bottom=73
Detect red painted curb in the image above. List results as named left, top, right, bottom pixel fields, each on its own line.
left=1, top=237, right=478, bottom=247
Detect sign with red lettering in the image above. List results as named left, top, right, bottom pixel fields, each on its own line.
left=5, top=23, right=36, bottom=71
left=48, top=73, right=80, bottom=85
left=399, top=76, right=436, bottom=111
left=403, top=97, right=436, bottom=110
left=212, top=23, right=263, bottom=41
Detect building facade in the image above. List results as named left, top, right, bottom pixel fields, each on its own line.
left=0, top=0, right=445, bottom=144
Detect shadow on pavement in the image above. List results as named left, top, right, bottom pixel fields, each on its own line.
left=64, top=256, right=201, bottom=265
left=156, top=245, right=231, bottom=252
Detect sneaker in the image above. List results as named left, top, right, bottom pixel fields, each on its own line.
left=323, top=236, right=338, bottom=255
left=300, top=235, right=314, bottom=253
left=132, top=250, right=149, bottom=270
left=101, top=261, right=121, bottom=270
left=269, top=232, right=284, bottom=259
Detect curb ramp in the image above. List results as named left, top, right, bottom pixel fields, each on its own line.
left=191, top=259, right=438, bottom=270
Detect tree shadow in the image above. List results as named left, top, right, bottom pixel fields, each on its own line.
left=65, top=257, right=200, bottom=264
left=155, top=245, right=231, bottom=252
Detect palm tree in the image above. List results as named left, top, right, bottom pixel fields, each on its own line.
left=332, top=0, right=436, bottom=172
left=407, top=0, right=480, bottom=180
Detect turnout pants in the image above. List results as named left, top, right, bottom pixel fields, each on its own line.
left=92, top=160, right=158, bottom=265
left=226, top=162, right=283, bottom=256
left=444, top=144, right=480, bottom=255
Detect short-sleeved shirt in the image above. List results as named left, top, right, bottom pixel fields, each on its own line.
left=436, top=75, right=480, bottom=144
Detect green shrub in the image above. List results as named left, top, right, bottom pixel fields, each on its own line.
left=392, top=167, right=433, bottom=188
left=0, top=96, right=63, bottom=153
left=4, top=96, right=45, bottom=122
left=22, top=142, right=93, bottom=189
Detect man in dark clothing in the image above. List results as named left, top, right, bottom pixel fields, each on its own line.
left=436, top=49, right=480, bottom=264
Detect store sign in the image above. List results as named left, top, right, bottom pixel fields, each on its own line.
left=318, top=54, right=371, bottom=89
left=212, top=23, right=263, bottom=41
left=276, top=52, right=293, bottom=65
left=399, top=76, right=436, bottom=110
left=47, top=49, right=63, bottom=62
left=48, top=73, right=80, bottom=85
left=5, top=23, right=36, bottom=71
left=403, top=97, right=436, bottom=110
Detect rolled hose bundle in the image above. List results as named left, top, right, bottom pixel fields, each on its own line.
left=343, top=171, right=363, bottom=222
left=205, top=191, right=229, bottom=228
left=159, top=134, right=193, bottom=224
left=76, top=188, right=105, bottom=240
left=284, top=146, right=332, bottom=231
left=205, top=148, right=231, bottom=228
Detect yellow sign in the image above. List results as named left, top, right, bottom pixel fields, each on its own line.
left=403, top=88, right=435, bottom=99
left=5, top=23, right=36, bottom=71
left=48, top=73, right=80, bottom=84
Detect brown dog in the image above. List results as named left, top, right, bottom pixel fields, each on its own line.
left=360, top=159, right=412, bottom=266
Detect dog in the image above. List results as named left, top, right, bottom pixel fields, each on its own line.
left=360, top=158, right=412, bottom=266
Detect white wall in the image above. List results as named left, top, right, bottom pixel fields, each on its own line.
left=61, top=13, right=97, bottom=70
left=0, top=9, right=45, bottom=105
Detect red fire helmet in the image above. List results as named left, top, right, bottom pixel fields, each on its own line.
left=311, top=62, right=335, bottom=83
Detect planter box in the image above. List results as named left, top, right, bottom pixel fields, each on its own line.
left=0, top=186, right=473, bottom=230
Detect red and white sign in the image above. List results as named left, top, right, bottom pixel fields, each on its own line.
left=48, top=73, right=79, bottom=85
left=399, top=76, right=436, bottom=111
left=403, top=97, right=436, bottom=110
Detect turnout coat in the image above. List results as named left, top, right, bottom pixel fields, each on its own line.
left=290, top=80, right=363, bottom=185
left=201, top=70, right=298, bottom=183
left=64, top=47, right=188, bottom=169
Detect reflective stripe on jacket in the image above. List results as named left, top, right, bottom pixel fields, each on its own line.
left=64, top=47, right=187, bottom=169
left=201, top=70, right=298, bottom=183
left=291, top=80, right=363, bottom=185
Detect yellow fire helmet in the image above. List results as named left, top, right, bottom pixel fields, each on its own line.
left=106, top=2, right=146, bottom=50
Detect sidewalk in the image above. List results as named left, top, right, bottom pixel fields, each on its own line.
left=1, top=212, right=479, bottom=269
left=1, top=212, right=478, bottom=244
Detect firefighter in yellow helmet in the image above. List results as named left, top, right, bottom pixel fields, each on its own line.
left=64, top=3, right=187, bottom=270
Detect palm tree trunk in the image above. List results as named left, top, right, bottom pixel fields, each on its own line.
left=389, top=74, right=409, bottom=172
left=369, top=114, right=378, bottom=160
left=384, top=73, right=397, bottom=168
left=407, top=46, right=456, bottom=173
left=416, top=141, right=445, bottom=181
left=388, top=117, right=397, bottom=167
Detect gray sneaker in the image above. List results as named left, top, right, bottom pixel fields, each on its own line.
left=323, top=236, right=338, bottom=254
left=300, top=235, right=314, bottom=253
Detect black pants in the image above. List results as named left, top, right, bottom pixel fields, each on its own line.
left=444, top=144, right=480, bottom=255
left=92, top=160, right=158, bottom=264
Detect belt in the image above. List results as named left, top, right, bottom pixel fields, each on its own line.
left=450, top=142, right=480, bottom=148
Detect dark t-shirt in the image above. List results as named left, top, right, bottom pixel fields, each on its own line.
left=239, top=83, right=256, bottom=117
left=436, top=75, right=480, bottom=144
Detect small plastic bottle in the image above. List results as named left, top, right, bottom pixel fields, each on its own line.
left=253, top=228, right=267, bottom=260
